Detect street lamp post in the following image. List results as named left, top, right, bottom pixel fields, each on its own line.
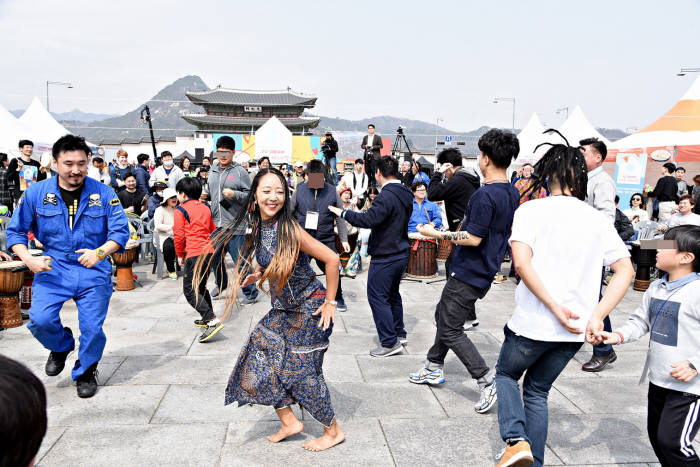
left=435, top=117, right=443, bottom=155
left=46, top=81, right=73, bottom=112
left=493, top=97, right=515, bottom=132
left=677, top=67, right=700, bottom=76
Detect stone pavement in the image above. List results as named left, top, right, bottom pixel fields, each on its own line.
left=0, top=260, right=665, bottom=466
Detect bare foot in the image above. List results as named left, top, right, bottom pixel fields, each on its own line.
left=267, top=421, right=304, bottom=443
left=302, top=425, right=345, bottom=451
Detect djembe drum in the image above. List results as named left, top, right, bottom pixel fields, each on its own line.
left=334, top=227, right=359, bottom=269
left=112, top=247, right=139, bottom=291
left=0, top=261, right=26, bottom=328
left=631, top=242, right=657, bottom=291
left=406, top=233, right=438, bottom=279
left=436, top=239, right=453, bottom=263
left=14, top=249, right=43, bottom=311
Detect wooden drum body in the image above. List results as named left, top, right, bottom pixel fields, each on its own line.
left=0, top=261, right=26, bottom=328
left=631, top=243, right=656, bottom=292
left=334, top=229, right=359, bottom=269
left=406, top=234, right=438, bottom=279
left=112, top=247, right=139, bottom=291
left=436, top=239, right=453, bottom=263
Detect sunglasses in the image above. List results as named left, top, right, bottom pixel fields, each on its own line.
left=632, top=197, right=642, bottom=201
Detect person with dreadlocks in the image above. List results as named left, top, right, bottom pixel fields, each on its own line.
left=200, top=167, right=345, bottom=452
left=493, top=132, right=634, bottom=467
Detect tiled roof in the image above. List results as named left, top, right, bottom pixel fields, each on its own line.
left=186, top=87, right=317, bottom=107
left=181, top=114, right=320, bottom=128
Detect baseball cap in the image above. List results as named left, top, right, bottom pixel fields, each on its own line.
left=294, top=161, right=304, bottom=168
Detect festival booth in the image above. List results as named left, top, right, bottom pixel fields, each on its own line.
left=558, top=106, right=611, bottom=149
left=0, top=103, right=33, bottom=158
left=608, top=76, right=700, bottom=208
left=515, top=113, right=548, bottom=165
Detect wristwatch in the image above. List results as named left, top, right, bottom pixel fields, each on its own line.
left=325, top=300, right=337, bottom=306
left=95, top=248, right=107, bottom=261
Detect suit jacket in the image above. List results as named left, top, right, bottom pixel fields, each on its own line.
left=361, top=134, right=383, bottom=160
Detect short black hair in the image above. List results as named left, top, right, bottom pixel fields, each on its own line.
left=368, top=124, right=375, bottom=129
left=52, top=134, right=90, bottom=160
left=18, top=139, right=33, bottom=148
left=411, top=181, right=427, bottom=192
left=258, top=156, right=271, bottom=166
left=354, top=158, right=364, bottom=164
left=522, top=163, right=533, bottom=169
left=436, top=148, right=463, bottom=167
left=202, top=156, right=211, bottom=162
left=0, top=153, right=7, bottom=165
left=663, top=162, right=676, bottom=173
left=615, top=195, right=620, bottom=204
left=579, top=137, right=608, bottom=161
left=216, top=135, right=236, bottom=152
left=376, top=156, right=399, bottom=178
left=137, top=153, right=150, bottom=164
left=306, top=159, right=326, bottom=174
left=0, top=355, right=47, bottom=467
left=161, top=151, right=173, bottom=159
left=175, top=176, right=202, bottom=200
left=123, top=172, right=136, bottom=181
left=676, top=166, right=685, bottom=172
left=664, top=225, right=700, bottom=272
left=478, top=129, right=519, bottom=168
left=92, top=156, right=104, bottom=164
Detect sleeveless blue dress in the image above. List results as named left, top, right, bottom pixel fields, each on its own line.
left=224, top=220, right=335, bottom=426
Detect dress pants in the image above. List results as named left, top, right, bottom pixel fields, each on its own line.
left=367, top=253, right=408, bottom=348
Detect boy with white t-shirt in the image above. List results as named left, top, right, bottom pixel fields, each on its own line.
left=494, top=143, right=635, bottom=467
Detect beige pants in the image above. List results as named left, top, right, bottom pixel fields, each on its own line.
left=658, top=201, right=677, bottom=222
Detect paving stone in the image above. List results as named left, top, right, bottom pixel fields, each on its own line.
left=21, top=356, right=124, bottom=388
left=552, top=377, right=648, bottom=414
left=327, top=382, right=445, bottom=420
left=39, top=423, right=227, bottom=466
left=102, top=331, right=196, bottom=357
left=45, top=384, right=168, bottom=427
left=107, top=355, right=233, bottom=385
left=219, top=419, right=394, bottom=466
left=546, top=413, right=658, bottom=464
left=36, top=425, right=67, bottom=464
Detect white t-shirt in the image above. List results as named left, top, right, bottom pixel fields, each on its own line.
left=507, top=196, right=630, bottom=342
left=666, top=212, right=700, bottom=228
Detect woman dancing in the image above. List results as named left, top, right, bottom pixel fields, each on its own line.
left=197, top=167, right=344, bottom=451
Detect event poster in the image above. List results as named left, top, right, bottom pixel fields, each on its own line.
left=19, top=164, right=38, bottom=191
left=614, top=151, right=647, bottom=209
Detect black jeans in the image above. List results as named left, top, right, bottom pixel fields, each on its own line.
left=183, top=254, right=214, bottom=321
left=365, top=158, right=377, bottom=187
left=315, top=240, right=343, bottom=301
left=162, top=237, right=176, bottom=273
left=648, top=383, right=700, bottom=466
left=427, top=276, right=489, bottom=379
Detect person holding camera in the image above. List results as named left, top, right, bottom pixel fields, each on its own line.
left=361, top=124, right=383, bottom=187
left=206, top=136, right=258, bottom=303
left=321, top=132, right=339, bottom=184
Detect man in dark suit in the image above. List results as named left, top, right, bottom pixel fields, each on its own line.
left=361, top=124, right=383, bottom=187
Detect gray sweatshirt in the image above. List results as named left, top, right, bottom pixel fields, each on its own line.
left=617, top=273, right=700, bottom=396
left=586, top=166, right=616, bottom=223
left=207, top=161, right=251, bottom=233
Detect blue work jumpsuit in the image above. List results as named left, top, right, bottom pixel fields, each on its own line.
left=7, top=176, right=130, bottom=380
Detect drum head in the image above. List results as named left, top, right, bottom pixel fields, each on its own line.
left=409, top=232, right=432, bottom=240
left=0, top=261, right=25, bottom=269
left=28, top=249, right=44, bottom=256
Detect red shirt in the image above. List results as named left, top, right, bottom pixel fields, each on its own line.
left=173, top=199, right=215, bottom=259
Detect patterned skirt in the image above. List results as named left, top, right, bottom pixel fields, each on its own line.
left=225, top=288, right=335, bottom=426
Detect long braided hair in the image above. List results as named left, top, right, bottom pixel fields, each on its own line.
left=192, top=168, right=302, bottom=321
left=520, top=129, right=589, bottom=201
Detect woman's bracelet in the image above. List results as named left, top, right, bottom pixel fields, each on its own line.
left=324, top=300, right=337, bottom=307
left=614, top=331, right=624, bottom=345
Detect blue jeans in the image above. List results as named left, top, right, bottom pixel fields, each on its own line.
left=327, top=157, right=338, bottom=183
left=211, top=230, right=258, bottom=300
left=496, top=325, right=582, bottom=467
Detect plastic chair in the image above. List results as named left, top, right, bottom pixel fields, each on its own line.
left=151, top=224, right=165, bottom=279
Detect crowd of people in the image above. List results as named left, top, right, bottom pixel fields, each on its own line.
left=1, top=126, right=700, bottom=467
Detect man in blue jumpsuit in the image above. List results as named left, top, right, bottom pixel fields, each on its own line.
left=7, top=135, right=130, bottom=398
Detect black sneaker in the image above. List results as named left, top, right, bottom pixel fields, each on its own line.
left=76, top=363, right=99, bottom=398
left=45, top=327, right=73, bottom=376
left=194, top=318, right=211, bottom=328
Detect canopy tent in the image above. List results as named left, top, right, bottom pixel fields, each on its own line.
left=515, top=113, right=552, bottom=164
left=415, top=156, right=434, bottom=173
left=557, top=105, right=611, bottom=148
left=19, top=96, right=71, bottom=146
left=175, top=150, right=194, bottom=161
left=0, top=103, right=34, bottom=157
left=610, top=76, right=700, bottom=162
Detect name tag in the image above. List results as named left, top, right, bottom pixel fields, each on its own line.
left=305, top=211, right=319, bottom=230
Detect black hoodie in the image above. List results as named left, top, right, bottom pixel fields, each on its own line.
left=342, top=181, right=413, bottom=258
left=427, top=167, right=480, bottom=230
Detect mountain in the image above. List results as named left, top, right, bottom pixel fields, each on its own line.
left=65, top=75, right=207, bottom=142
left=10, top=108, right=118, bottom=123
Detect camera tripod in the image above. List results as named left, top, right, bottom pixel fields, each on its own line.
left=392, top=130, right=413, bottom=161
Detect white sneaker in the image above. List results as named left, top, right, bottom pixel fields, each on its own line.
left=463, top=319, right=479, bottom=331
left=409, top=367, right=445, bottom=385
left=474, top=380, right=497, bottom=414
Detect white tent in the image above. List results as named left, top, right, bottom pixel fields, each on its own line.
left=516, top=113, right=548, bottom=164
left=255, top=116, right=292, bottom=164
left=19, top=96, right=71, bottom=145
left=0, top=102, right=34, bottom=157
left=557, top=105, right=611, bottom=148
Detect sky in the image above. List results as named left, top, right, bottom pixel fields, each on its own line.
left=0, top=0, right=698, bottom=133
